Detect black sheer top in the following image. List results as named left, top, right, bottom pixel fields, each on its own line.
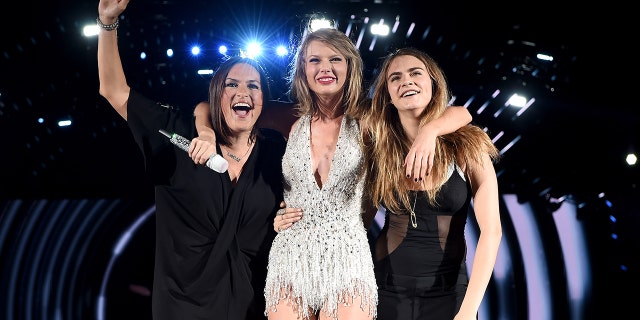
left=375, top=164, right=471, bottom=282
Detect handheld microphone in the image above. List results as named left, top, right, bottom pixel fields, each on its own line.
left=159, top=130, right=229, bottom=173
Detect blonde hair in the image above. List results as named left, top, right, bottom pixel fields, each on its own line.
left=364, top=47, right=500, bottom=213
left=287, top=27, right=367, bottom=119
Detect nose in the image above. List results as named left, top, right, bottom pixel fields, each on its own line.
left=402, top=81, right=414, bottom=87
left=320, top=60, right=332, bottom=72
left=236, top=84, right=250, bottom=97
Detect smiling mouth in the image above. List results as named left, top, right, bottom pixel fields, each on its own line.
left=402, top=90, right=420, bottom=97
left=232, top=102, right=252, bottom=116
left=317, top=77, right=335, bottom=84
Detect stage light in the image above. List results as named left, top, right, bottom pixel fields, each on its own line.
left=218, top=45, right=228, bottom=55
left=507, top=93, right=527, bottom=108
left=244, top=42, right=262, bottom=59
left=58, top=120, right=71, bottom=127
left=371, top=22, right=390, bottom=36
left=309, top=18, right=334, bottom=32
left=191, top=46, right=201, bottom=56
left=537, top=53, right=554, bottom=61
left=83, top=25, right=99, bottom=37
left=275, top=45, right=288, bottom=57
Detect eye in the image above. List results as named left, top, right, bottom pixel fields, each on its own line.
left=330, top=57, right=343, bottom=63
left=225, top=82, right=238, bottom=88
left=389, top=75, right=400, bottom=82
left=308, top=57, right=319, bottom=63
left=411, top=70, right=423, bottom=77
left=248, top=83, right=260, bottom=90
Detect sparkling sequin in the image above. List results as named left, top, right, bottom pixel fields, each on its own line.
left=264, top=115, right=377, bottom=319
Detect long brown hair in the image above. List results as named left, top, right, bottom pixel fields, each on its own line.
left=364, top=47, right=500, bottom=213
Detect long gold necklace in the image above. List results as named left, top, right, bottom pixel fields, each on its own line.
left=223, top=142, right=253, bottom=162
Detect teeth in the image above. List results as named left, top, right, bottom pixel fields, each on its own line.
left=233, top=103, right=250, bottom=108
left=402, top=90, right=419, bottom=97
left=317, top=77, right=335, bottom=83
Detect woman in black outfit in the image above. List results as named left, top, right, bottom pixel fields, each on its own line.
left=364, top=47, right=502, bottom=320
left=96, top=0, right=285, bottom=318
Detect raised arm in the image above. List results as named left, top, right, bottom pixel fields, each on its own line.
left=405, top=105, right=472, bottom=179
left=456, top=153, right=502, bottom=320
left=193, top=101, right=215, bottom=140
left=97, top=0, right=131, bottom=119
left=190, top=101, right=219, bottom=164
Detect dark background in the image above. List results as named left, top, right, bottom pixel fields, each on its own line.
left=1, top=0, right=637, bottom=203
left=1, top=0, right=637, bottom=319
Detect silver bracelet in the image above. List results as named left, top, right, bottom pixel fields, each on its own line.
left=96, top=17, right=119, bottom=31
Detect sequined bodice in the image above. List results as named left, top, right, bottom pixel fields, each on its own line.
left=281, top=114, right=366, bottom=228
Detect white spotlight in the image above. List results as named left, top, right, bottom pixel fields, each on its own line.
left=309, top=18, right=334, bottom=32
left=371, top=23, right=390, bottom=36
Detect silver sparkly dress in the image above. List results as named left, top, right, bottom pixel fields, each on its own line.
left=264, top=114, right=378, bottom=319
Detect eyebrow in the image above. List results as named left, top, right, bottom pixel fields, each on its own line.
left=387, top=66, right=425, bottom=79
left=306, top=54, right=342, bottom=60
left=226, top=77, right=260, bottom=84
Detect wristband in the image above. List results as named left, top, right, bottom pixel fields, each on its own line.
left=96, top=17, right=119, bottom=31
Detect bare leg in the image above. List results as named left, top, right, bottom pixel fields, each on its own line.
left=267, top=288, right=316, bottom=320
left=318, top=295, right=373, bottom=320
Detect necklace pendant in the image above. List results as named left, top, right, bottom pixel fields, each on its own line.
left=410, top=193, right=418, bottom=228
left=223, top=142, right=253, bottom=163
left=227, top=152, right=241, bottom=162
left=410, top=211, right=418, bottom=228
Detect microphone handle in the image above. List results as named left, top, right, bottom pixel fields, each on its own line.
left=163, top=131, right=229, bottom=173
